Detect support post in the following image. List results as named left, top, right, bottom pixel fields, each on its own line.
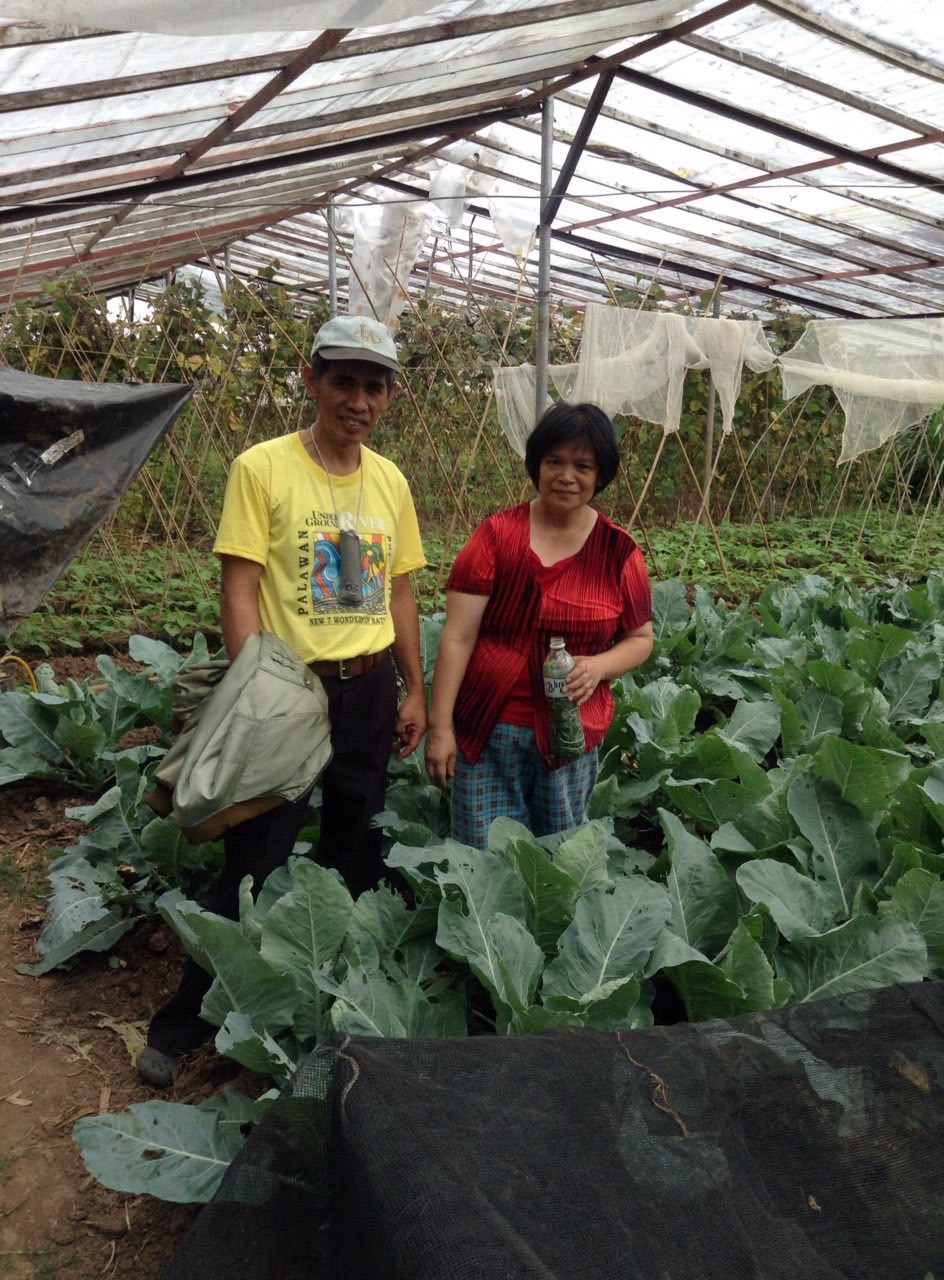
left=535, top=91, right=554, bottom=424
left=327, top=197, right=338, bottom=317
left=701, top=281, right=722, bottom=502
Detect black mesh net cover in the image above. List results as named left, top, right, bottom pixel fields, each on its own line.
left=166, top=981, right=944, bottom=1280
left=0, top=366, right=192, bottom=635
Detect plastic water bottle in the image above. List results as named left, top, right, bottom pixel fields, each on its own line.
left=542, top=636, right=585, bottom=760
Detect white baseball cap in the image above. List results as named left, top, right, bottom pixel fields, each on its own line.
left=310, top=315, right=399, bottom=372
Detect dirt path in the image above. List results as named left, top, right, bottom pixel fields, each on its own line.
left=0, top=648, right=253, bottom=1279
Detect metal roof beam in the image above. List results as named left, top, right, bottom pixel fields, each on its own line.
left=543, top=69, right=614, bottom=228
left=0, top=103, right=527, bottom=225
left=75, top=29, right=351, bottom=259
left=554, top=228, right=862, bottom=316
left=374, top=173, right=871, bottom=317
left=463, top=119, right=942, bottom=310
left=0, top=0, right=639, bottom=114
left=611, top=65, right=944, bottom=195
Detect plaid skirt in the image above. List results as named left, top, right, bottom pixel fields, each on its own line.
left=451, top=721, right=598, bottom=849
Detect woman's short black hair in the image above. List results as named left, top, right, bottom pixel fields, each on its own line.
left=524, top=402, right=620, bottom=494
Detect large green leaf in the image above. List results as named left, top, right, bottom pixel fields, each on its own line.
left=387, top=936, right=452, bottom=991
left=920, top=761, right=944, bottom=833
left=711, top=765, right=795, bottom=855
left=128, top=633, right=194, bottom=683
left=385, top=838, right=458, bottom=893
left=95, top=655, right=172, bottom=733
left=754, top=635, right=808, bottom=670
left=184, top=911, right=301, bottom=1032
left=434, top=844, right=539, bottom=1013
left=346, top=882, right=435, bottom=963
left=665, top=735, right=771, bottom=831
left=18, top=883, right=133, bottom=975
left=858, top=688, right=908, bottom=751
left=65, top=758, right=153, bottom=861
left=256, top=860, right=354, bottom=1043
left=662, top=958, right=748, bottom=1022
left=773, top=684, right=806, bottom=761
left=73, top=1090, right=265, bottom=1204
left=139, top=812, right=219, bottom=880
left=650, top=578, right=691, bottom=640
left=17, top=857, right=134, bottom=975
left=661, top=809, right=739, bottom=954
left=156, top=889, right=224, bottom=971
left=0, top=690, right=65, bottom=760
left=484, top=912, right=546, bottom=1023
left=844, top=625, right=913, bottom=685
left=775, top=915, right=928, bottom=1002
left=625, top=677, right=701, bottom=759
left=717, top=698, right=781, bottom=762
left=882, top=652, right=940, bottom=724
left=542, top=874, right=671, bottom=1004
left=786, top=772, right=879, bottom=915
left=587, top=769, right=666, bottom=818
left=318, top=964, right=467, bottom=1038
left=809, top=737, right=911, bottom=819
left=737, top=859, right=844, bottom=941
left=539, top=974, right=645, bottom=1030
left=215, top=1012, right=297, bottom=1081
left=435, top=847, right=528, bottom=998
left=716, top=918, right=789, bottom=1012
left=794, top=688, right=843, bottom=748
left=880, top=868, right=944, bottom=976
left=0, top=747, right=29, bottom=785
left=551, top=822, right=613, bottom=897
left=259, top=860, right=351, bottom=992
left=501, top=836, right=579, bottom=954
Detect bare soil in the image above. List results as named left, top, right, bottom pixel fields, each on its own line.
left=0, top=655, right=248, bottom=1280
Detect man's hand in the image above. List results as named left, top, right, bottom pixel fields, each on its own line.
left=394, top=687, right=427, bottom=760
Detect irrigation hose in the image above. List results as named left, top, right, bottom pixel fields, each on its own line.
left=1, top=652, right=38, bottom=691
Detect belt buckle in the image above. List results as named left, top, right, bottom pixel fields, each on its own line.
left=338, top=657, right=353, bottom=680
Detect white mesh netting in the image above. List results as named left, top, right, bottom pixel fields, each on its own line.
left=779, top=318, right=944, bottom=464
left=493, top=306, right=777, bottom=458
left=494, top=309, right=944, bottom=464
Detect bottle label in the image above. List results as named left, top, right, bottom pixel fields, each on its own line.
left=544, top=677, right=568, bottom=698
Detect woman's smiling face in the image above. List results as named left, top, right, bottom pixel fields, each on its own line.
left=536, top=439, right=600, bottom=513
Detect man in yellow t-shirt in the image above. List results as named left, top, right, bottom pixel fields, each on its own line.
left=138, top=315, right=426, bottom=1087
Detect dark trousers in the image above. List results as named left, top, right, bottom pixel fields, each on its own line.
left=147, top=656, right=398, bottom=1058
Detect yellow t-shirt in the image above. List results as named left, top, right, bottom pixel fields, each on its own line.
left=213, top=432, right=425, bottom=663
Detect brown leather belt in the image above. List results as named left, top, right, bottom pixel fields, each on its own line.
left=308, top=649, right=390, bottom=680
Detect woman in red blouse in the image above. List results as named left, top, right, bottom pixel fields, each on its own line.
left=425, top=402, right=654, bottom=848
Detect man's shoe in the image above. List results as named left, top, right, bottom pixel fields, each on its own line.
left=136, top=1046, right=177, bottom=1088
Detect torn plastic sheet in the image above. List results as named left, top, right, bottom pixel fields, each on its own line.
left=0, top=367, right=193, bottom=637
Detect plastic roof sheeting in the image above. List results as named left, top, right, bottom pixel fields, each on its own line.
left=1, top=0, right=943, bottom=321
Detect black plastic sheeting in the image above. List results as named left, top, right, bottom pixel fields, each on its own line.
left=0, top=366, right=192, bottom=636
left=166, top=981, right=944, bottom=1280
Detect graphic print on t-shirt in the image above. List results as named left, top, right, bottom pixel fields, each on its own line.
left=306, top=528, right=386, bottom=616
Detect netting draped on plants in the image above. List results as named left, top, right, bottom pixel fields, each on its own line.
left=165, top=981, right=944, bottom=1280
left=779, top=317, right=944, bottom=462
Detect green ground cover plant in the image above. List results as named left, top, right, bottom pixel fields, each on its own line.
left=2, top=571, right=943, bottom=1204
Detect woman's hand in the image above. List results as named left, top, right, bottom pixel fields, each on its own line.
left=425, top=725, right=458, bottom=789
left=565, top=625, right=654, bottom=705
left=564, top=654, right=606, bottom=706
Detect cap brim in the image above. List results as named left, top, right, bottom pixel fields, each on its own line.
left=314, top=344, right=399, bottom=372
